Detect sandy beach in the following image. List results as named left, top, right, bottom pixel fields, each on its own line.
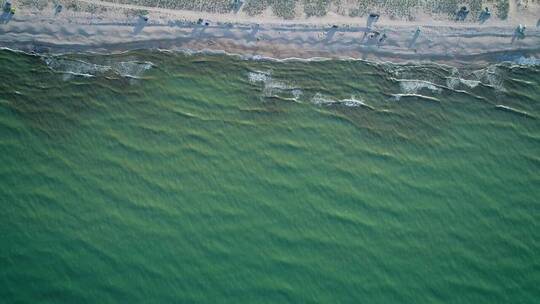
left=0, top=0, right=539, bottom=65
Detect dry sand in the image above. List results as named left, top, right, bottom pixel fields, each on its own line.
left=0, top=0, right=539, bottom=65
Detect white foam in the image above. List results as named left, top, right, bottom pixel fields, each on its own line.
left=248, top=71, right=270, bottom=83
left=44, top=57, right=111, bottom=77
left=398, top=79, right=442, bottom=94
left=291, top=89, right=303, bottom=99
left=43, top=57, right=153, bottom=79
left=447, top=77, right=481, bottom=89
left=310, top=93, right=371, bottom=108
left=392, top=93, right=440, bottom=102
left=310, top=93, right=334, bottom=105
left=446, top=68, right=480, bottom=90
left=247, top=70, right=294, bottom=97
left=472, top=65, right=505, bottom=91
left=514, top=56, right=540, bottom=66
left=340, top=96, right=369, bottom=108
left=446, top=76, right=460, bottom=90
left=111, top=61, right=153, bottom=78
left=495, top=104, right=533, bottom=118
left=460, top=79, right=480, bottom=88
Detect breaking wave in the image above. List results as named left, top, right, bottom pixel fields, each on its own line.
left=43, top=57, right=153, bottom=79
left=248, top=70, right=302, bottom=99
left=398, top=79, right=442, bottom=94
left=495, top=105, right=535, bottom=119
left=311, top=93, right=373, bottom=108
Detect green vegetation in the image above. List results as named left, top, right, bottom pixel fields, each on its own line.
left=43, top=0, right=518, bottom=21
left=495, top=0, right=509, bottom=19
left=303, top=0, right=330, bottom=17
left=243, top=0, right=297, bottom=18
left=105, top=0, right=233, bottom=13
left=19, top=0, right=48, bottom=10
left=243, top=0, right=270, bottom=15
left=272, top=0, right=296, bottom=19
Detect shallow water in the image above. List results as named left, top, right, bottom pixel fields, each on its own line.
left=1, top=49, right=539, bottom=303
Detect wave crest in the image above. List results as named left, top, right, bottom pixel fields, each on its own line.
left=43, top=56, right=153, bottom=79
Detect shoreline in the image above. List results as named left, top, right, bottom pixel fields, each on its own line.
left=0, top=1, right=539, bottom=66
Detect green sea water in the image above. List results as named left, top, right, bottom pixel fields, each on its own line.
left=0, top=49, right=539, bottom=303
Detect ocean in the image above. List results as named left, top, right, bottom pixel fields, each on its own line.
left=0, top=49, right=539, bottom=303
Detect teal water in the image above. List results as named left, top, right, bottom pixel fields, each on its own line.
left=0, top=50, right=539, bottom=303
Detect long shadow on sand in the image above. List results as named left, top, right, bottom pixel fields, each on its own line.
left=247, top=24, right=259, bottom=41
left=133, top=16, right=147, bottom=35
left=0, top=11, right=13, bottom=24
left=408, top=30, right=420, bottom=49
left=323, top=27, right=338, bottom=44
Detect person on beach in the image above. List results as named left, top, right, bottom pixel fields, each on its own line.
left=367, top=13, right=380, bottom=28
left=2, top=0, right=11, bottom=12
left=516, top=24, right=526, bottom=39
left=197, top=18, right=210, bottom=26
left=368, top=31, right=380, bottom=40
left=1, top=0, right=14, bottom=23
left=408, top=27, right=421, bottom=49
left=232, top=0, right=243, bottom=13
left=369, top=13, right=380, bottom=22
left=55, top=4, right=63, bottom=15
left=478, top=7, right=491, bottom=23
left=512, top=24, right=526, bottom=43
left=456, top=6, right=469, bottom=21
left=377, top=33, right=387, bottom=47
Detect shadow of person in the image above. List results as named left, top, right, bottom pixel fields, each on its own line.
left=455, top=6, right=469, bottom=21
left=222, top=22, right=234, bottom=36
left=247, top=24, right=259, bottom=41
left=190, top=24, right=208, bottom=38
left=360, top=30, right=369, bottom=44
left=537, top=19, right=540, bottom=28
left=54, top=4, right=63, bottom=16
left=478, top=8, right=490, bottom=24
left=133, top=16, right=148, bottom=35
left=363, top=31, right=380, bottom=46
left=408, top=29, right=421, bottom=49
left=232, top=0, right=243, bottom=13
left=133, top=16, right=147, bottom=35
left=366, top=13, right=379, bottom=28
left=511, top=25, right=526, bottom=44
left=0, top=11, right=13, bottom=24
left=323, top=26, right=338, bottom=44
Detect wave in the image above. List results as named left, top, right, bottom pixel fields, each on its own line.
left=311, top=93, right=374, bottom=108
left=391, top=93, right=441, bottom=102
left=248, top=71, right=271, bottom=83
left=397, top=79, right=442, bottom=95
left=446, top=77, right=481, bottom=89
left=514, top=57, right=540, bottom=66
left=43, top=57, right=111, bottom=77
left=495, top=105, right=535, bottom=119
left=111, top=61, right=154, bottom=78
left=172, top=48, right=540, bottom=69
left=248, top=70, right=302, bottom=99
left=247, top=71, right=373, bottom=108
left=387, top=64, right=507, bottom=96
left=446, top=68, right=481, bottom=90
left=3, top=46, right=540, bottom=71
left=41, top=56, right=153, bottom=79
left=471, top=65, right=506, bottom=91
